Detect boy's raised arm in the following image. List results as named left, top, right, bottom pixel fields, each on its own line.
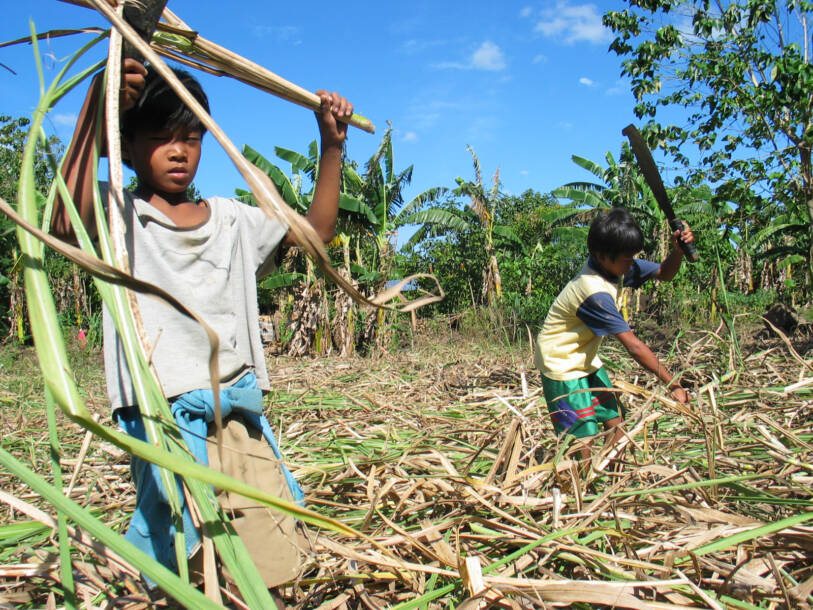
left=655, top=222, right=694, bottom=282
left=51, top=60, right=146, bottom=241
left=615, top=330, right=688, bottom=403
left=283, top=90, right=353, bottom=247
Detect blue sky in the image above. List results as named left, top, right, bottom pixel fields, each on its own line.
left=3, top=1, right=661, bottom=242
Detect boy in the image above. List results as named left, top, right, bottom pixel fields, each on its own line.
left=534, top=208, right=693, bottom=465
left=52, top=58, right=353, bottom=586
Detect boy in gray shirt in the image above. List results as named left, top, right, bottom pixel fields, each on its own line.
left=52, top=57, right=353, bottom=587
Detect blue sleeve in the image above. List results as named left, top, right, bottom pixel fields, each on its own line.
left=576, top=292, right=631, bottom=336
left=623, top=258, right=660, bottom=289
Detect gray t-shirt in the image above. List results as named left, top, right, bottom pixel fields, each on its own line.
left=101, top=187, right=289, bottom=409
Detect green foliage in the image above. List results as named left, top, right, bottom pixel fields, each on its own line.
left=241, top=144, right=309, bottom=214
left=401, top=186, right=585, bottom=326
left=400, top=146, right=515, bottom=306
left=340, top=126, right=448, bottom=288
left=260, top=271, right=306, bottom=291
left=497, top=244, right=582, bottom=331
left=401, top=200, right=488, bottom=314
left=238, top=143, right=324, bottom=314
left=0, top=115, right=68, bottom=341
left=239, top=133, right=438, bottom=354
left=493, top=189, right=585, bottom=328
left=552, top=148, right=683, bottom=259
left=0, top=117, right=60, bottom=203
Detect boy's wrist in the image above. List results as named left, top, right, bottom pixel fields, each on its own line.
left=320, top=140, right=344, bottom=155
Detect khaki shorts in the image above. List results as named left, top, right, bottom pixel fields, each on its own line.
left=203, top=415, right=308, bottom=588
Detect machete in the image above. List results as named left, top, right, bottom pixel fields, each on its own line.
left=622, top=124, right=699, bottom=263
left=122, top=0, right=168, bottom=61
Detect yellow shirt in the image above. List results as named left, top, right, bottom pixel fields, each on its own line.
left=534, top=257, right=659, bottom=380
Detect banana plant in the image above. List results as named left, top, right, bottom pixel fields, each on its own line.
left=553, top=149, right=673, bottom=259
left=238, top=142, right=379, bottom=275
left=400, top=146, right=521, bottom=305
left=340, top=127, right=447, bottom=282
left=238, top=143, right=373, bottom=353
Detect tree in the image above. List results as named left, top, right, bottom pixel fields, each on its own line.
left=400, top=188, right=582, bottom=325
left=339, top=128, right=447, bottom=348
left=237, top=136, right=437, bottom=354
left=400, top=195, right=490, bottom=314
left=493, top=190, right=585, bottom=328
left=454, top=146, right=506, bottom=304
left=238, top=142, right=348, bottom=356
left=604, top=0, right=813, bottom=286
left=495, top=189, right=564, bottom=247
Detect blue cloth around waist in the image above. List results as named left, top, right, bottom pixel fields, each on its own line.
left=115, top=372, right=304, bottom=573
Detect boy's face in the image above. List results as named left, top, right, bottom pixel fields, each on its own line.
left=125, top=127, right=202, bottom=197
left=595, top=251, right=636, bottom=277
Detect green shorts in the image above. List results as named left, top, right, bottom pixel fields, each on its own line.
left=541, top=368, right=624, bottom=438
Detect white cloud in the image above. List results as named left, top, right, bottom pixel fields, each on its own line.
left=605, top=78, right=626, bottom=95
left=536, top=17, right=567, bottom=37
left=402, top=131, right=419, bottom=143
left=532, top=54, right=547, bottom=64
left=433, top=60, right=469, bottom=70
left=401, top=38, right=452, bottom=55
left=534, top=2, right=611, bottom=45
left=471, top=41, right=506, bottom=71
left=414, top=112, right=442, bottom=129
left=402, top=39, right=421, bottom=53
left=434, top=41, right=507, bottom=71
left=251, top=25, right=302, bottom=45
left=520, top=169, right=530, bottom=175
left=579, top=77, right=595, bottom=86
left=405, top=99, right=463, bottom=130
left=519, top=6, right=533, bottom=18
left=465, top=115, right=501, bottom=142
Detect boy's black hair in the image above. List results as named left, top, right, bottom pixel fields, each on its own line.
left=587, top=207, right=643, bottom=260
left=121, top=66, right=209, bottom=160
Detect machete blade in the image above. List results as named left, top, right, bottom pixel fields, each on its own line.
left=622, top=124, right=699, bottom=263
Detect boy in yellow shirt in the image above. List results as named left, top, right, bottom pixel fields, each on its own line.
left=534, top=208, right=693, bottom=463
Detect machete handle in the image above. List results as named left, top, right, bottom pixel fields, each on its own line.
left=122, top=0, right=169, bottom=62
left=669, top=218, right=699, bottom=263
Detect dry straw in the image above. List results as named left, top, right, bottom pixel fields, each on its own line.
left=5, top=326, right=812, bottom=606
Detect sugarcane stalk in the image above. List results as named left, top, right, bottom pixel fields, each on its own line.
left=57, top=0, right=375, bottom=133
left=87, top=0, right=443, bottom=316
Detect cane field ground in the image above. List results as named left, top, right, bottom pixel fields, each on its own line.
left=0, top=316, right=812, bottom=609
